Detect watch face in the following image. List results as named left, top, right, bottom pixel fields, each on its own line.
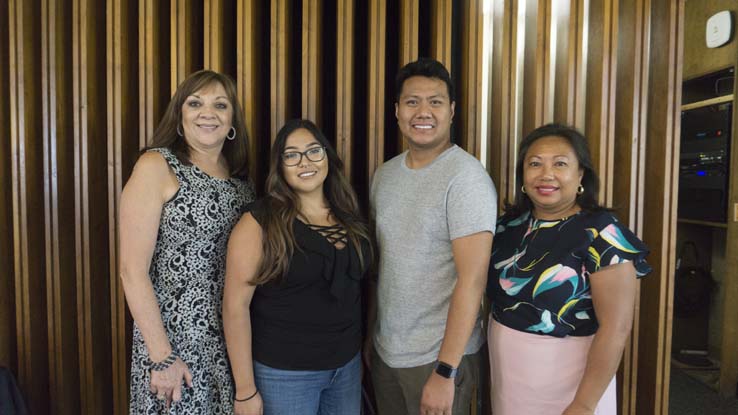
left=435, top=362, right=458, bottom=378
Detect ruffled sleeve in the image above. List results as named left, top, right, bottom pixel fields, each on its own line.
left=584, top=214, right=652, bottom=278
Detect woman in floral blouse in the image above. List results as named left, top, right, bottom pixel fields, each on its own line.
left=486, top=124, right=651, bottom=415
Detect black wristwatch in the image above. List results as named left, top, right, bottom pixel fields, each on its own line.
left=434, top=361, right=458, bottom=379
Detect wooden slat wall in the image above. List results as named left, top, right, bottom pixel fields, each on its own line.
left=459, top=0, right=484, bottom=157
left=0, top=1, right=689, bottom=414
left=366, top=0, right=386, bottom=186
left=302, top=0, right=322, bottom=123
left=109, top=1, right=138, bottom=413
left=73, top=0, right=112, bottom=413
left=9, top=2, right=50, bottom=415
left=335, top=0, right=354, bottom=172
left=42, top=0, right=79, bottom=413
left=489, top=0, right=525, bottom=209
left=637, top=0, right=683, bottom=413
left=0, top=0, right=15, bottom=376
left=614, top=0, right=651, bottom=412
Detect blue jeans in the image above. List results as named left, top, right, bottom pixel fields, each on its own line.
left=253, top=352, right=362, bottom=415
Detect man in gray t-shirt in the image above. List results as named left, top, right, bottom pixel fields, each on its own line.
left=367, top=58, right=497, bottom=415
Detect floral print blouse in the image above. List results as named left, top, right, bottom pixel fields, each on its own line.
left=486, top=210, right=651, bottom=337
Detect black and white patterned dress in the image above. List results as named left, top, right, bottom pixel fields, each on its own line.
left=129, top=148, right=255, bottom=414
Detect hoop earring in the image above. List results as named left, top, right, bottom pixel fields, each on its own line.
left=521, top=185, right=526, bottom=194
left=176, top=125, right=184, bottom=137
left=577, top=184, right=584, bottom=195
left=226, top=126, right=236, bottom=141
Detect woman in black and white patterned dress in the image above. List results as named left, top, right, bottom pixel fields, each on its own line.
left=120, top=70, right=255, bottom=414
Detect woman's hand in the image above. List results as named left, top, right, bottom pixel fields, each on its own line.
left=149, top=357, right=193, bottom=408
left=233, top=392, right=263, bottom=415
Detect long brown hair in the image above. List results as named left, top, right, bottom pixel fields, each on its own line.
left=252, top=119, right=372, bottom=285
left=146, top=69, right=250, bottom=179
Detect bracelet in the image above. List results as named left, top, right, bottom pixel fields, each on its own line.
left=234, top=389, right=259, bottom=402
left=146, top=351, right=178, bottom=372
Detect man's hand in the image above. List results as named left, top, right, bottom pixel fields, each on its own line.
left=419, top=372, right=454, bottom=415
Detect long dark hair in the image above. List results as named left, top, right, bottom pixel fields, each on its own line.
left=252, top=119, right=372, bottom=285
left=146, top=69, right=250, bottom=179
left=505, top=123, right=607, bottom=217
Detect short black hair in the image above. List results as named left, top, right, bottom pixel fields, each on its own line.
left=395, top=57, right=454, bottom=102
left=505, top=123, right=608, bottom=217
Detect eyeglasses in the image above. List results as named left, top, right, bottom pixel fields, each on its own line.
left=281, top=146, right=327, bottom=166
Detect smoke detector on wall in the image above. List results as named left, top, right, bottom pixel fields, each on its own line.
left=706, top=11, right=732, bottom=48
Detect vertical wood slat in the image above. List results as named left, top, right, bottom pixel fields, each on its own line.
left=237, top=1, right=268, bottom=187
left=458, top=0, right=483, bottom=157
left=9, top=1, right=50, bottom=413
left=399, top=0, right=419, bottom=66
left=204, top=0, right=224, bottom=71
left=74, top=0, right=112, bottom=413
left=584, top=0, right=617, bottom=209
left=112, top=1, right=141, bottom=414
left=42, top=0, right=80, bottom=413
left=367, top=0, right=386, bottom=184
left=271, top=0, right=290, bottom=142
left=0, top=0, right=16, bottom=373
left=614, top=0, right=650, bottom=412
left=637, top=0, right=683, bottom=413
left=521, top=0, right=551, bottom=137
left=302, top=0, right=322, bottom=123
left=336, top=0, right=354, bottom=173
left=139, top=0, right=164, bottom=148
left=397, top=0, right=419, bottom=154
left=430, top=0, right=452, bottom=71
left=719, top=34, right=738, bottom=400
left=552, top=0, right=587, bottom=128
left=489, top=0, right=525, bottom=209
left=171, top=0, right=198, bottom=93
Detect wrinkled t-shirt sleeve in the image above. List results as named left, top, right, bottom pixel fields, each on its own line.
left=446, top=165, right=498, bottom=240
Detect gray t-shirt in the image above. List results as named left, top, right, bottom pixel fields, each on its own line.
left=370, top=144, right=498, bottom=368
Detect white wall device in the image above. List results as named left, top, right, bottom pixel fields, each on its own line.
left=706, top=11, right=732, bottom=48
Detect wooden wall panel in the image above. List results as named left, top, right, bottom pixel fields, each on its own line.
left=366, top=0, right=386, bottom=185
left=42, top=0, right=79, bottom=413
left=336, top=0, right=354, bottom=173
left=521, top=0, right=551, bottom=137
left=0, top=0, right=17, bottom=373
left=237, top=1, right=269, bottom=189
left=458, top=0, right=483, bottom=157
left=430, top=0, right=452, bottom=71
left=110, top=1, right=139, bottom=413
left=204, top=0, right=224, bottom=72
left=489, top=0, right=525, bottom=208
left=170, top=0, right=203, bottom=93
left=139, top=0, right=170, bottom=148
left=302, top=0, right=322, bottom=123
left=553, top=0, right=587, bottom=128
left=204, top=0, right=236, bottom=77
left=270, top=0, right=301, bottom=142
left=73, top=0, right=112, bottom=413
left=614, top=0, right=650, bottom=412
left=584, top=0, right=617, bottom=206
left=399, top=0, right=419, bottom=67
left=9, top=1, right=50, bottom=413
left=637, top=0, right=683, bottom=413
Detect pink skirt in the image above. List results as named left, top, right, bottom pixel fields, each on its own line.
left=488, top=319, right=616, bottom=415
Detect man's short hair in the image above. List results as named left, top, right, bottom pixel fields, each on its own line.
left=395, top=57, right=455, bottom=102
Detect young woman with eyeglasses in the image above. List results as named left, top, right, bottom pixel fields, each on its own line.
left=223, top=119, right=373, bottom=415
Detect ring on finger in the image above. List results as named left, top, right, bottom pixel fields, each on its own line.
left=157, top=394, right=166, bottom=400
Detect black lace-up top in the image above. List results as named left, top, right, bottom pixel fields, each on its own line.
left=246, top=199, right=369, bottom=370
